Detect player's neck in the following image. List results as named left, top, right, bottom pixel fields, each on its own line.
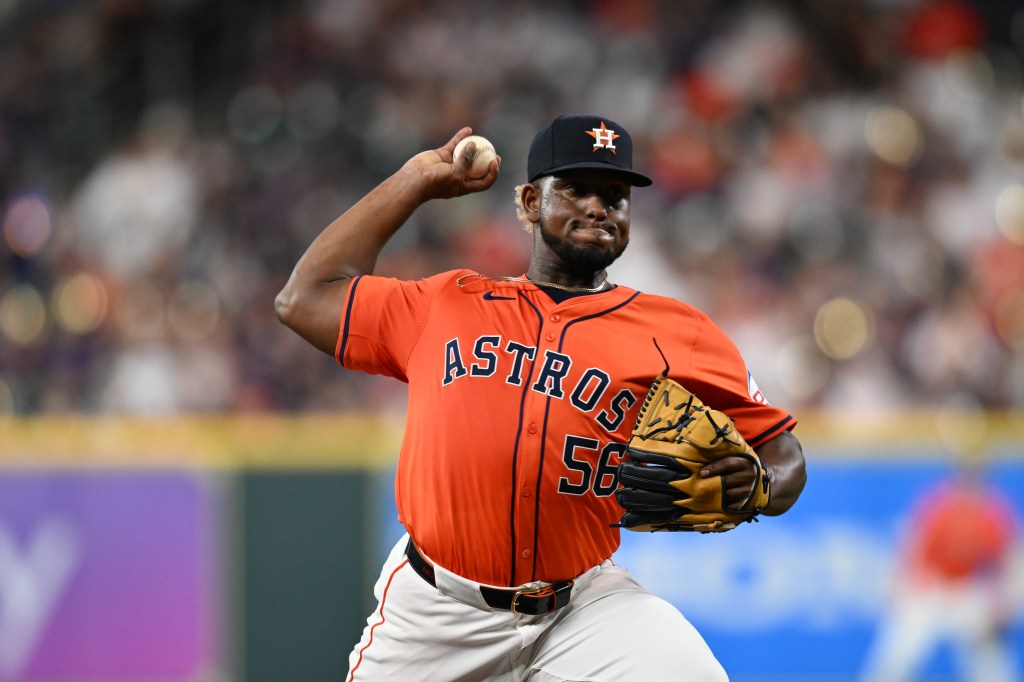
left=525, top=265, right=608, bottom=292
left=534, top=283, right=613, bottom=303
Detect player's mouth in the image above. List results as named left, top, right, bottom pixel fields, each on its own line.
left=571, top=222, right=616, bottom=244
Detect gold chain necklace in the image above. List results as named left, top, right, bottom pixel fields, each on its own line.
left=460, top=274, right=610, bottom=293
left=525, top=276, right=610, bottom=293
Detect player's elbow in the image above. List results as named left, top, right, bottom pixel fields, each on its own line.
left=274, top=284, right=301, bottom=329
left=274, top=285, right=325, bottom=352
left=274, top=278, right=349, bottom=356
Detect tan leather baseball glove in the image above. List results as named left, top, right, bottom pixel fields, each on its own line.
left=615, top=375, right=771, bottom=533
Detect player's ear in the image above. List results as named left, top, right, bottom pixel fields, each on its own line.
left=520, top=182, right=542, bottom=223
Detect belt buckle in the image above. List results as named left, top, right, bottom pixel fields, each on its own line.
left=510, top=581, right=573, bottom=615
left=510, top=586, right=547, bottom=615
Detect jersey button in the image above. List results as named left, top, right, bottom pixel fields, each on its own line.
left=549, top=314, right=560, bottom=323
left=545, top=332, right=555, bottom=342
left=521, top=549, right=532, bottom=559
left=527, top=423, right=538, bottom=434
left=521, top=487, right=531, bottom=498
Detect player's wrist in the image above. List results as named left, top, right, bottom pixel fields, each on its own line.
left=388, top=163, right=439, bottom=207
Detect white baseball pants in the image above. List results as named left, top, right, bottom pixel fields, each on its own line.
left=346, top=534, right=728, bottom=682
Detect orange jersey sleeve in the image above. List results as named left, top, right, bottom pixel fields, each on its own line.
left=335, top=270, right=469, bottom=381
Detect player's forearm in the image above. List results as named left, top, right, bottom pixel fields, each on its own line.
left=756, top=430, right=806, bottom=515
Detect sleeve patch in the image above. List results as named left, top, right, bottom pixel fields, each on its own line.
left=747, top=370, right=770, bottom=406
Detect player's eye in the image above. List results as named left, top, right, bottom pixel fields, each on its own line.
left=604, top=187, right=627, bottom=206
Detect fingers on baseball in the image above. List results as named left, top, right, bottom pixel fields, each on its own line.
left=447, top=128, right=474, bottom=151
left=465, top=157, right=500, bottom=181
left=451, top=156, right=499, bottom=193
left=453, top=142, right=476, bottom=172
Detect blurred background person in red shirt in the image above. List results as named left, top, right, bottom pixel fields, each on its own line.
left=859, top=449, right=1023, bottom=682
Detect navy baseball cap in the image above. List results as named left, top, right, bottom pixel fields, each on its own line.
left=527, top=114, right=652, bottom=187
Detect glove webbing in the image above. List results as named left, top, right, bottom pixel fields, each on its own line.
left=634, top=376, right=733, bottom=447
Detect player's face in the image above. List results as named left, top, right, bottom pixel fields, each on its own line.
left=535, top=172, right=631, bottom=275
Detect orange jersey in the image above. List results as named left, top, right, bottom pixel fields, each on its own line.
left=906, top=481, right=1016, bottom=582
left=337, top=269, right=796, bottom=586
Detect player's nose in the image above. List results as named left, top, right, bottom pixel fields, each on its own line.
left=581, top=193, right=609, bottom=220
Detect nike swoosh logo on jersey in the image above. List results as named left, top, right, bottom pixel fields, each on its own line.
left=482, top=291, right=516, bottom=301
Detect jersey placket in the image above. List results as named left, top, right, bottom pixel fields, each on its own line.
left=511, top=306, right=566, bottom=585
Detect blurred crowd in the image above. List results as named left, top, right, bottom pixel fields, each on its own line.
left=1, top=0, right=1023, bottom=416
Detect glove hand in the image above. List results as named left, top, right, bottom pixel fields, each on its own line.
left=615, top=376, right=770, bottom=533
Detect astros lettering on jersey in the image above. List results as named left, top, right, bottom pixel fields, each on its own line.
left=337, top=269, right=796, bottom=587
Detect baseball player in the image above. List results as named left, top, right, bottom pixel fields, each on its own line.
left=858, top=458, right=1022, bottom=682
left=276, top=114, right=807, bottom=681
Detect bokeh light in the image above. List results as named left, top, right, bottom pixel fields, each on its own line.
left=0, top=284, right=48, bottom=345
left=3, top=193, right=52, bottom=257
left=814, top=297, right=873, bottom=360
left=995, top=184, right=1024, bottom=244
left=52, top=272, right=109, bottom=334
left=864, top=105, right=921, bottom=167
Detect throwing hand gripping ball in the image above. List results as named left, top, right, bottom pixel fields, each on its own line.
left=453, top=135, right=497, bottom=179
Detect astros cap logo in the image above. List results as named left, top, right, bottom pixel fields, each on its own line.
left=586, top=122, right=619, bottom=154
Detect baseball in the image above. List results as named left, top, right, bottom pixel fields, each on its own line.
left=453, top=135, right=497, bottom=179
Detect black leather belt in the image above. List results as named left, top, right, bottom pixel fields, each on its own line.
left=405, top=539, right=573, bottom=616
